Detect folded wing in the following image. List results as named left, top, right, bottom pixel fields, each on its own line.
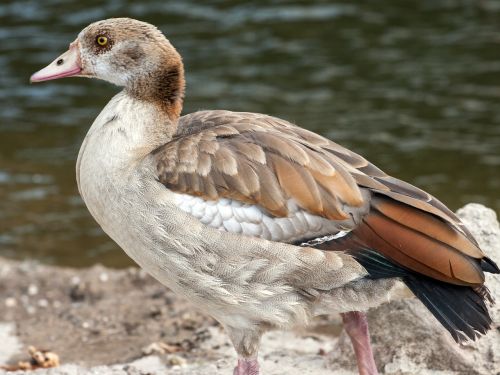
left=154, top=110, right=496, bottom=288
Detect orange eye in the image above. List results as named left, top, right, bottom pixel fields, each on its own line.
left=96, top=36, right=108, bottom=46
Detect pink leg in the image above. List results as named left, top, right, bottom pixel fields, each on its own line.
left=341, top=311, right=379, bottom=375
left=233, top=357, right=260, bottom=375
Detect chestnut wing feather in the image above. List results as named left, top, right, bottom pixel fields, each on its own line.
left=156, top=111, right=365, bottom=220
left=154, top=110, right=488, bottom=287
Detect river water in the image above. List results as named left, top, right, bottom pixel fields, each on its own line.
left=1, top=0, right=499, bottom=267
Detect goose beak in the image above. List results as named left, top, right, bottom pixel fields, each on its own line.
left=30, top=41, right=83, bottom=83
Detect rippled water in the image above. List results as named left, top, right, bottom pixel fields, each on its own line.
left=1, top=0, right=499, bottom=267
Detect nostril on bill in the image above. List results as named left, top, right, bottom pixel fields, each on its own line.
left=56, top=59, right=64, bottom=66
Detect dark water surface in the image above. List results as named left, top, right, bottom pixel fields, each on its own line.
left=1, top=0, right=499, bottom=267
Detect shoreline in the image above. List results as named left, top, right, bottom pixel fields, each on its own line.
left=0, top=203, right=498, bottom=374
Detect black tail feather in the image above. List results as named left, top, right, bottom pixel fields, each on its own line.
left=481, top=257, right=500, bottom=274
left=348, top=248, right=494, bottom=343
left=404, top=274, right=492, bottom=343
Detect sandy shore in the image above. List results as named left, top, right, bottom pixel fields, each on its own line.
left=0, top=203, right=498, bottom=374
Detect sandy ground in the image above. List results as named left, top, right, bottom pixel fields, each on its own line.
left=0, top=203, right=498, bottom=374
left=0, top=258, right=347, bottom=374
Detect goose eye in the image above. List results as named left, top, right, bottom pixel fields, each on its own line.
left=96, top=36, right=108, bottom=46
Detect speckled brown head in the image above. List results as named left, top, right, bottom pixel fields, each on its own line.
left=31, top=18, right=185, bottom=118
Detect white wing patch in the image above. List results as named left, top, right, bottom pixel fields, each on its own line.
left=172, top=192, right=349, bottom=243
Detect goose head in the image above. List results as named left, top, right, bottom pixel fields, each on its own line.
left=30, top=18, right=185, bottom=115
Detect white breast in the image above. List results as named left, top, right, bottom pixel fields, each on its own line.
left=76, top=92, right=173, bottom=271
left=172, top=193, right=350, bottom=243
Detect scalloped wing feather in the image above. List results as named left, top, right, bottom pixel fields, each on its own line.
left=154, top=110, right=490, bottom=287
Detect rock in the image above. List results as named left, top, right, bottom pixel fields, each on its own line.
left=0, top=324, right=22, bottom=365
left=329, top=203, right=500, bottom=375
left=165, top=354, right=187, bottom=367
left=141, top=342, right=183, bottom=355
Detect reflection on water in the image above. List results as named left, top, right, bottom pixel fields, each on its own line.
left=1, top=0, right=499, bottom=267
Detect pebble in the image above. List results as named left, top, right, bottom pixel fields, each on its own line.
left=99, top=273, right=109, bottom=282
left=26, top=306, right=36, bottom=315
left=166, top=354, right=187, bottom=367
left=28, top=284, right=38, bottom=296
left=38, top=299, right=49, bottom=307
left=5, top=297, right=16, bottom=307
left=0, top=264, right=11, bottom=276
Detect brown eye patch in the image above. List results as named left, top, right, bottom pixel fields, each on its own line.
left=91, top=31, right=113, bottom=53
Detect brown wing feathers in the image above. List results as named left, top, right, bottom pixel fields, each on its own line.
left=156, top=110, right=496, bottom=288
left=322, top=149, right=488, bottom=286
left=156, top=111, right=364, bottom=219
left=362, top=195, right=485, bottom=286
left=317, top=137, right=491, bottom=286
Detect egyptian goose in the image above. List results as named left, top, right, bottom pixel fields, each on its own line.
left=31, top=18, right=498, bottom=375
